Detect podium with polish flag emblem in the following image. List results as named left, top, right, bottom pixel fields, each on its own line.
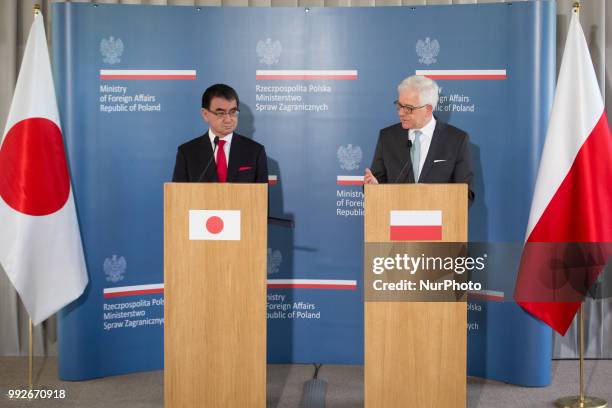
left=164, top=182, right=267, bottom=408
left=364, top=184, right=468, bottom=408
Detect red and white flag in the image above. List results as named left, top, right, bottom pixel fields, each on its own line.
left=189, top=210, right=241, bottom=241
left=337, top=175, right=364, bottom=186
left=389, top=210, right=442, bottom=241
left=514, top=13, right=612, bottom=335
left=0, top=13, right=88, bottom=325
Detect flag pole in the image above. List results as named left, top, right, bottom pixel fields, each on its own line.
left=552, top=5, right=606, bottom=408
left=28, top=4, right=41, bottom=397
left=555, top=305, right=607, bottom=407
left=580, top=304, right=585, bottom=404
left=28, top=319, right=33, bottom=392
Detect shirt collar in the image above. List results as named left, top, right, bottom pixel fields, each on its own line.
left=410, top=116, right=436, bottom=140
left=208, top=128, right=233, bottom=147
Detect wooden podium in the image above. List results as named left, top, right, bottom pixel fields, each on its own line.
left=164, top=183, right=267, bottom=408
left=364, top=184, right=468, bottom=408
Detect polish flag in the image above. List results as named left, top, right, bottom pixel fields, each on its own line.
left=189, top=210, right=241, bottom=241
left=267, top=279, right=357, bottom=290
left=389, top=210, right=442, bottom=241
left=99, top=69, right=196, bottom=80
left=337, top=175, right=364, bottom=186
left=256, top=70, right=358, bottom=81
left=415, top=69, right=506, bottom=81
left=0, top=12, right=88, bottom=325
left=104, top=283, right=164, bottom=299
left=514, top=13, right=612, bottom=335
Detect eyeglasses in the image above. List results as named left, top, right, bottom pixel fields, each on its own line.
left=207, top=109, right=240, bottom=119
left=394, top=101, right=427, bottom=114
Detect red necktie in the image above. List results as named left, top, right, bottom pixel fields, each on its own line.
left=216, top=139, right=228, bottom=182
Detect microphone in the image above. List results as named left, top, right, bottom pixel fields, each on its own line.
left=197, top=136, right=219, bottom=182
left=394, top=137, right=413, bottom=183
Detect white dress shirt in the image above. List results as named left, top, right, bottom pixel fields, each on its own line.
left=409, top=117, right=436, bottom=176
left=208, top=129, right=233, bottom=163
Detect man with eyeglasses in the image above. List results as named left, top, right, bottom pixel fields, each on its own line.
left=364, top=75, right=474, bottom=204
left=172, top=83, right=268, bottom=183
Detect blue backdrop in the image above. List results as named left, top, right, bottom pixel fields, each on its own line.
left=54, top=1, right=555, bottom=386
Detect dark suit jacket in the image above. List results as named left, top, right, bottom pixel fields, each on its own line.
left=172, top=132, right=268, bottom=183
left=370, top=121, right=475, bottom=204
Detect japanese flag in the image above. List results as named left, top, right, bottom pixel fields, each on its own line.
left=189, top=210, right=241, bottom=241
left=0, top=12, right=88, bottom=325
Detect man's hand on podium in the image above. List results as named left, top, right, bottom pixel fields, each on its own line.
left=364, top=168, right=379, bottom=184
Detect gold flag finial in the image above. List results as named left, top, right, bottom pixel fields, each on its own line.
left=33, top=4, right=41, bottom=15
left=572, top=2, right=580, bottom=14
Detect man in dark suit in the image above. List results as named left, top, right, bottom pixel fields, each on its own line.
left=172, top=84, right=268, bottom=183
left=365, top=75, right=474, bottom=204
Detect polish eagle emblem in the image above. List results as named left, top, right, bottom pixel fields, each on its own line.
left=100, top=36, right=124, bottom=65
left=267, top=248, right=282, bottom=275
left=416, top=37, right=439, bottom=65
left=337, top=144, right=363, bottom=171
left=256, top=39, right=282, bottom=66
left=104, top=255, right=127, bottom=283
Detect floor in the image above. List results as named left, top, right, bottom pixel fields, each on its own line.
left=0, top=358, right=611, bottom=407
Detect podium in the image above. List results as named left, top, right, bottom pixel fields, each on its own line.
left=364, top=184, right=468, bottom=408
left=164, top=183, right=267, bottom=408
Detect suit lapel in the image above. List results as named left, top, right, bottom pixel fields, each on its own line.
left=200, top=131, right=218, bottom=182
left=418, top=121, right=442, bottom=182
left=226, top=134, right=241, bottom=182
left=396, top=127, right=414, bottom=183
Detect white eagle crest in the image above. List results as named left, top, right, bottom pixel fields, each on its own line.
left=267, top=248, right=282, bottom=275
left=256, top=39, right=282, bottom=66
left=337, top=144, right=363, bottom=171
left=104, top=255, right=127, bottom=283
left=100, top=36, right=124, bottom=65
left=416, top=37, right=439, bottom=65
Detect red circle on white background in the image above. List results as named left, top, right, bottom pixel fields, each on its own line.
left=205, top=216, right=224, bottom=234
left=0, top=118, right=70, bottom=216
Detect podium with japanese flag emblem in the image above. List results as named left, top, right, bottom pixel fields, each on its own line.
left=164, top=182, right=267, bottom=408
left=364, top=184, right=468, bottom=408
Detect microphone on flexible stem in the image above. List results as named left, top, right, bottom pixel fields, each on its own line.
left=197, top=136, right=219, bottom=182
left=394, top=137, right=413, bottom=183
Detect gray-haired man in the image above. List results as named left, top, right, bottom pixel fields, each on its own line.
left=365, top=75, right=474, bottom=204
